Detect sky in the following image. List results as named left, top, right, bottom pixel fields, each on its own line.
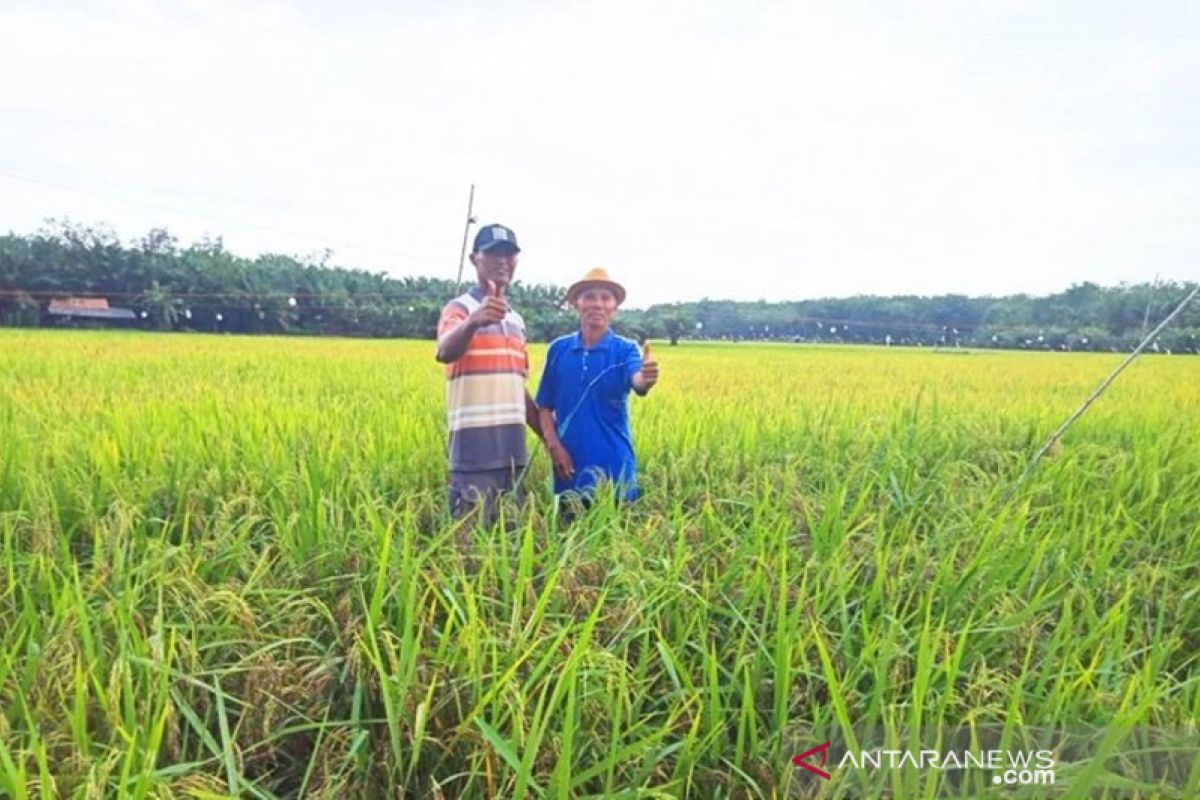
left=1, top=0, right=1197, bottom=308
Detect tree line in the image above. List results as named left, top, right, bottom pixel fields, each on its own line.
left=2, top=222, right=1196, bottom=353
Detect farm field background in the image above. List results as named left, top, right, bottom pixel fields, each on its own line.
left=1, top=329, right=1198, bottom=798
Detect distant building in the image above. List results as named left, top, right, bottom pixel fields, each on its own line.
left=47, top=297, right=137, bottom=325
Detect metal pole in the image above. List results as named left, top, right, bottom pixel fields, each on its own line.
left=1140, top=273, right=1160, bottom=336
left=454, top=184, right=476, bottom=290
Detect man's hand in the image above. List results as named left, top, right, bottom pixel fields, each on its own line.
left=633, top=341, right=659, bottom=394
left=436, top=281, right=509, bottom=363
left=525, top=391, right=544, bottom=440
left=468, top=280, right=508, bottom=329
left=538, top=407, right=575, bottom=481
left=549, top=441, right=575, bottom=481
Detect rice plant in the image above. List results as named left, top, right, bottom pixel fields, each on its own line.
left=1, top=330, right=1197, bottom=798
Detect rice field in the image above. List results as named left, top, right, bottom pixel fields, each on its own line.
left=1, top=329, right=1198, bottom=799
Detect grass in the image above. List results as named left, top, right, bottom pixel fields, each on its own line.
left=1, top=329, right=1198, bottom=798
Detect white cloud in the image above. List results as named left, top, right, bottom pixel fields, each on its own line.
left=1, top=0, right=1196, bottom=307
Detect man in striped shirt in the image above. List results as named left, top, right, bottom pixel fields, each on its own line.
left=435, top=223, right=544, bottom=522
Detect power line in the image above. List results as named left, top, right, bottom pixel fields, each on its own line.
left=0, top=169, right=448, bottom=267
left=4, top=287, right=1196, bottom=347
left=0, top=289, right=446, bottom=300
left=0, top=289, right=1044, bottom=330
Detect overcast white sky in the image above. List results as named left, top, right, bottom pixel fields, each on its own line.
left=1, top=0, right=1196, bottom=307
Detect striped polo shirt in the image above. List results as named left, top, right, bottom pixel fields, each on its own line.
left=437, top=286, right=529, bottom=472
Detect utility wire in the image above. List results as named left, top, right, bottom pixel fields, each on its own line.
left=0, top=169, right=447, bottom=267
left=1, top=169, right=1191, bottom=336
left=3, top=286, right=1197, bottom=345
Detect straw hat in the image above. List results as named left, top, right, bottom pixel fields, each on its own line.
left=565, top=267, right=627, bottom=305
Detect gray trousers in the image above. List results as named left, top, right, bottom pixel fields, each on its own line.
left=449, top=466, right=527, bottom=524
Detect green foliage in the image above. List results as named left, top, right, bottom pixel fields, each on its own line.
left=1, top=222, right=1196, bottom=352
left=0, top=222, right=569, bottom=340
left=1, top=333, right=1198, bottom=796
left=627, top=284, right=1199, bottom=353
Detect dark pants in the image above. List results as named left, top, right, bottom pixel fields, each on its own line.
left=449, top=466, right=526, bottom=525
left=557, top=493, right=593, bottom=526
left=556, top=492, right=633, bottom=526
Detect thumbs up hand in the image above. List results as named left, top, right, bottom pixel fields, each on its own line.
left=633, top=340, right=659, bottom=394
left=470, top=279, right=509, bottom=328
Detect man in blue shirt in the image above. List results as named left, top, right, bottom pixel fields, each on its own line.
left=535, top=268, right=659, bottom=514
